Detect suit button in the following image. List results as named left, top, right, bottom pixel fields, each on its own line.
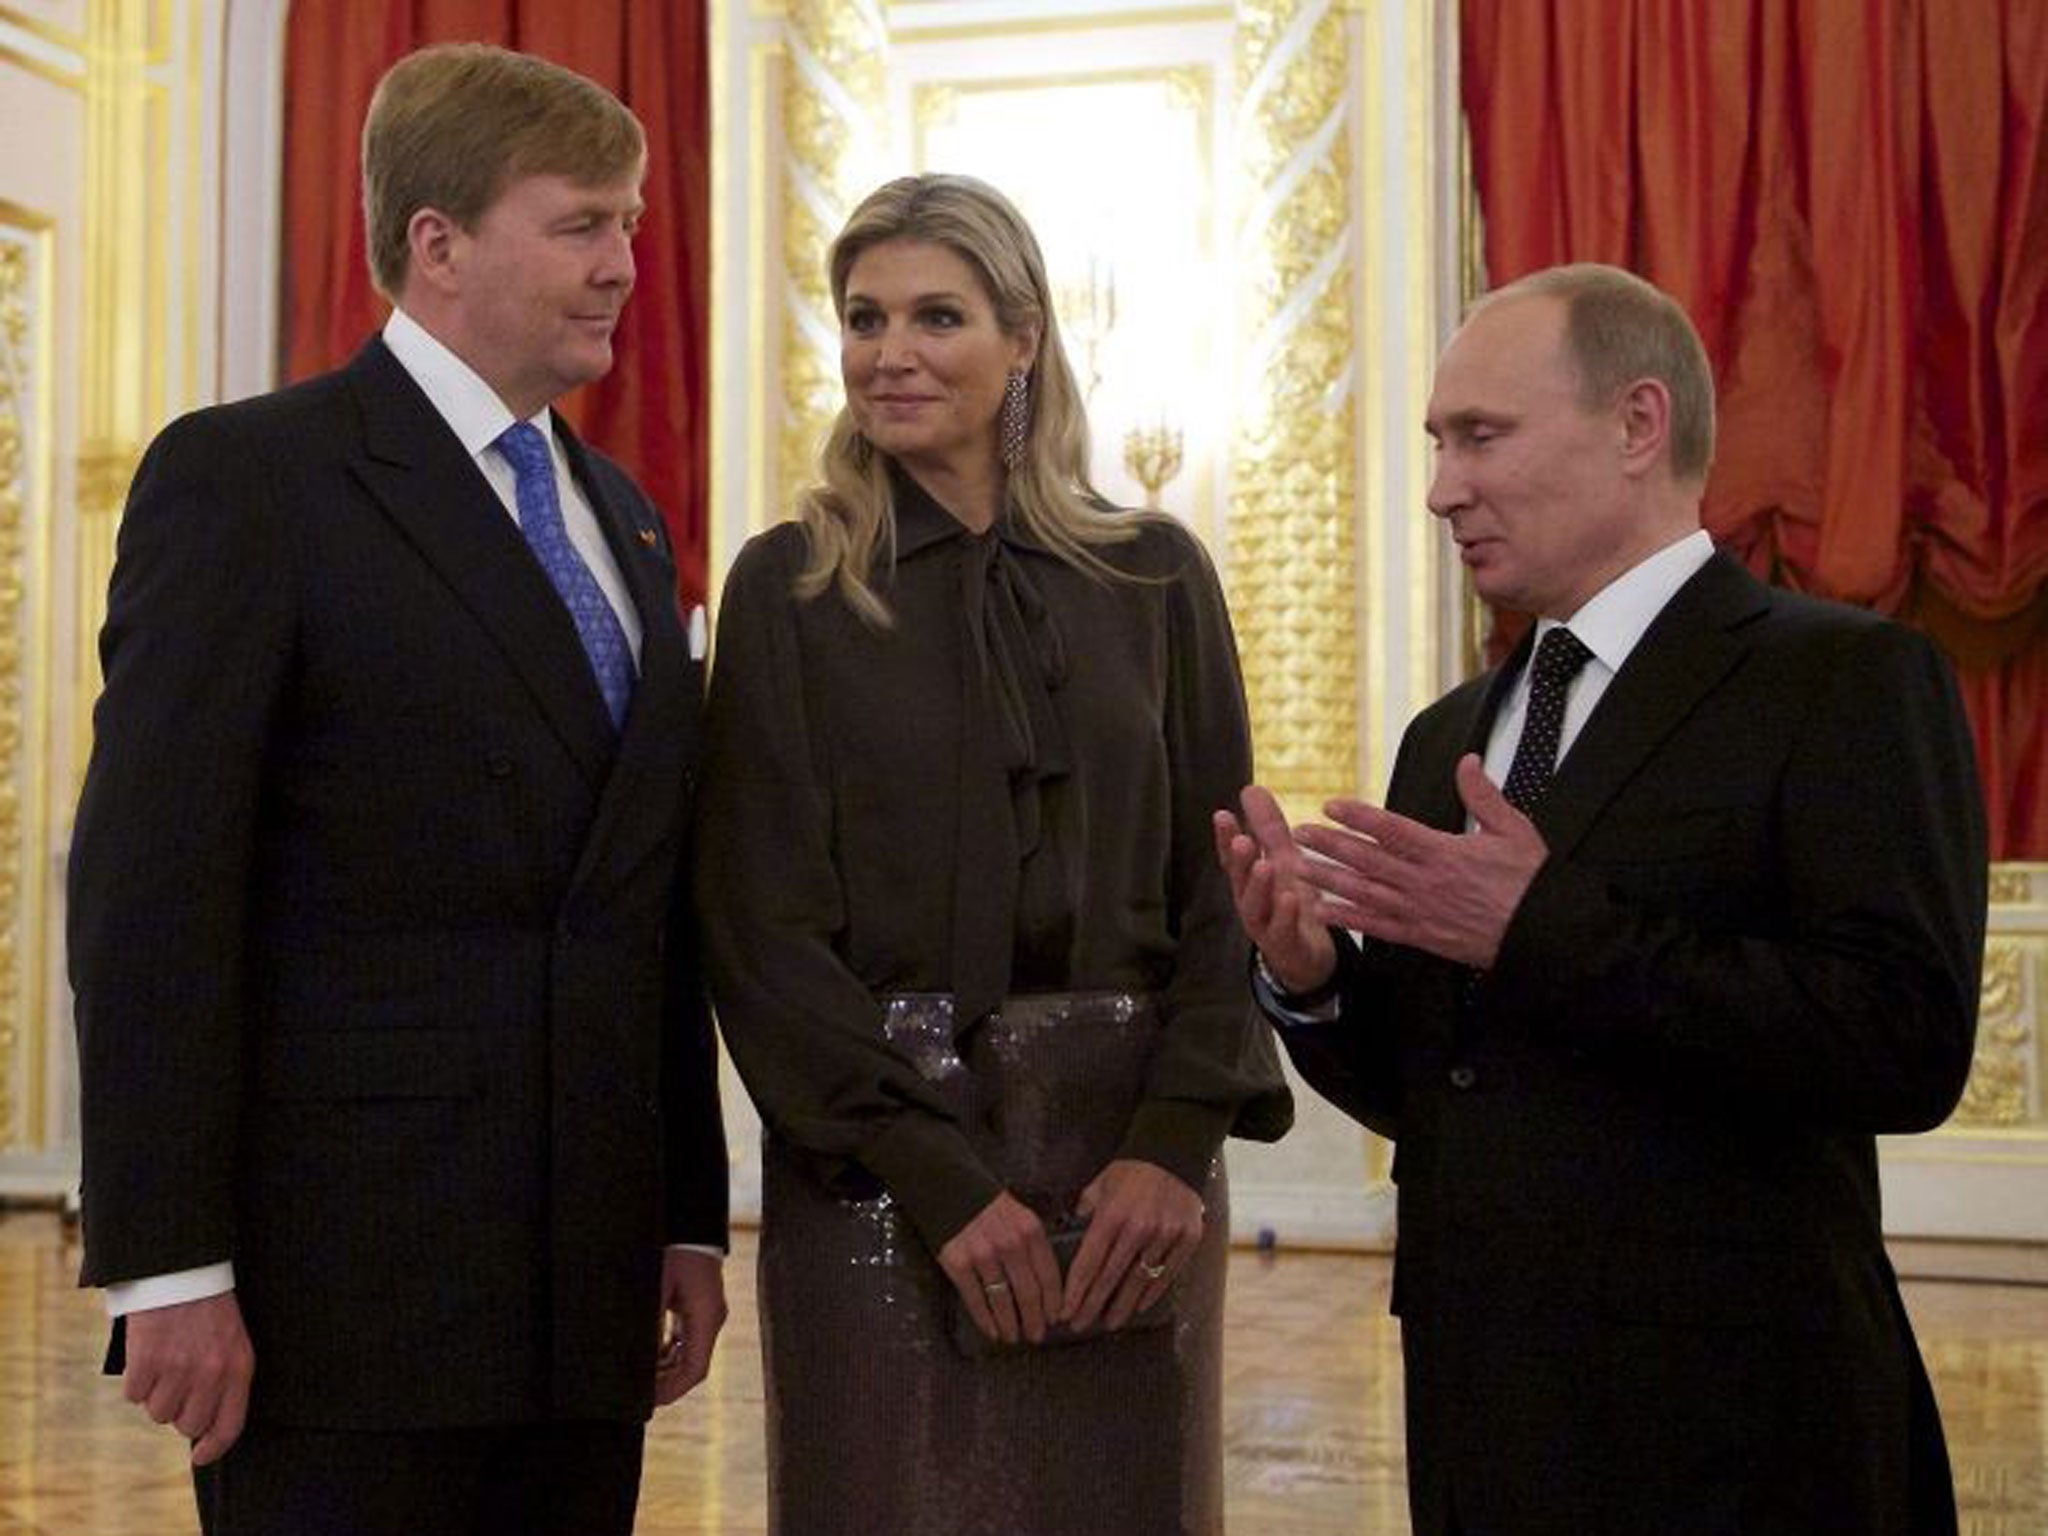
left=484, top=752, right=515, bottom=778
left=1448, top=1066, right=1478, bottom=1091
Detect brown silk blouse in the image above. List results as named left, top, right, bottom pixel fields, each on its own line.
left=696, top=474, right=1291, bottom=1249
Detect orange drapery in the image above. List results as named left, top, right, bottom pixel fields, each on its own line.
left=1462, top=0, right=2048, bottom=858
left=280, top=0, right=711, bottom=604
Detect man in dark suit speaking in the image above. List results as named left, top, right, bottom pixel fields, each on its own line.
left=1217, top=264, right=1986, bottom=1535
left=68, top=43, right=727, bottom=1536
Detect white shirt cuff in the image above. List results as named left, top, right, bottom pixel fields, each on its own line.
left=105, top=1262, right=236, bottom=1318
left=666, top=1242, right=725, bottom=1260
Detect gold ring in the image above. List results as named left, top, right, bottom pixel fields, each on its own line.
left=1140, top=1261, right=1167, bottom=1281
left=982, top=1279, right=1009, bottom=1294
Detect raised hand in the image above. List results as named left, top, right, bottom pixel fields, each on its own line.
left=1295, top=754, right=1548, bottom=969
left=1214, top=785, right=1337, bottom=995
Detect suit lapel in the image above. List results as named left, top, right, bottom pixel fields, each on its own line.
left=343, top=340, right=616, bottom=788
left=555, top=412, right=682, bottom=713
left=554, top=415, right=694, bottom=881
left=1411, top=641, right=1529, bottom=834
left=1534, top=552, right=1768, bottom=859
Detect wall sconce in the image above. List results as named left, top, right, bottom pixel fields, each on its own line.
left=1122, top=422, right=1184, bottom=510
left=1053, top=257, right=1118, bottom=403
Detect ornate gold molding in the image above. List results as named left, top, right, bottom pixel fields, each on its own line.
left=1953, top=863, right=2048, bottom=1132
left=0, top=205, right=50, bottom=1151
left=778, top=0, right=887, bottom=516
left=1229, top=0, right=1357, bottom=805
left=1989, top=866, right=2034, bottom=906
left=0, top=2, right=86, bottom=51
left=890, top=2, right=1233, bottom=44
left=1955, top=937, right=2035, bottom=1128
left=911, top=64, right=1216, bottom=185
left=0, top=234, right=25, bottom=1149
left=74, top=0, right=157, bottom=800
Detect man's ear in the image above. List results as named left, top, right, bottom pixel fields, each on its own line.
left=405, top=207, right=462, bottom=296
left=1615, top=376, right=1673, bottom=479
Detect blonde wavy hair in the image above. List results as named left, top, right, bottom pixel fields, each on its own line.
left=794, top=174, right=1147, bottom=626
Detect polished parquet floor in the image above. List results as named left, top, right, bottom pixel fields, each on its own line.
left=3, top=1210, right=2044, bottom=1534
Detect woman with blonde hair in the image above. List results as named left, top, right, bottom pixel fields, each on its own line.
left=699, top=173, right=1290, bottom=1534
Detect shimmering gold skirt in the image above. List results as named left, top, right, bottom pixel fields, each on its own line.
left=758, top=991, right=1227, bottom=1536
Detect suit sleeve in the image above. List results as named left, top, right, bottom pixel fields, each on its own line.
left=695, top=533, right=1004, bottom=1252
left=592, top=456, right=730, bottom=1249
left=1488, top=618, right=1986, bottom=1132
left=660, top=640, right=730, bottom=1249
left=1265, top=935, right=1403, bottom=1140
left=68, top=410, right=298, bottom=1286
left=1117, top=526, right=1292, bottom=1185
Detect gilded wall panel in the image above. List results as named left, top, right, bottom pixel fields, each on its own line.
left=0, top=207, right=50, bottom=1151
left=1230, top=0, right=1356, bottom=804
left=778, top=0, right=886, bottom=507
left=1955, top=865, right=2048, bottom=1133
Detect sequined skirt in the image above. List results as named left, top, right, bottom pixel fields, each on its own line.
left=758, top=991, right=1227, bottom=1536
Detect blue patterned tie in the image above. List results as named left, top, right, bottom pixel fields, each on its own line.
left=494, top=422, right=634, bottom=729
left=1502, top=626, right=1594, bottom=812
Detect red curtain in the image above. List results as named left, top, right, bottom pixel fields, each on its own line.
left=1462, top=0, right=2048, bottom=858
left=280, top=0, right=711, bottom=604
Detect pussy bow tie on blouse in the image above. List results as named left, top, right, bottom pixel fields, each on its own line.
left=949, top=522, right=1073, bottom=1031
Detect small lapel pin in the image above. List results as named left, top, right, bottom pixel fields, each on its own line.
left=637, top=526, right=658, bottom=547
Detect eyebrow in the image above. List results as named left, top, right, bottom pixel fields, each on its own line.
left=1424, top=408, right=1513, bottom=439
left=845, top=289, right=971, bottom=307
left=557, top=200, right=646, bottom=224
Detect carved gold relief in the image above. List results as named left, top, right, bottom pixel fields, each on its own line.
left=0, top=219, right=39, bottom=1150
left=778, top=0, right=886, bottom=513
left=1988, top=866, right=2035, bottom=906
left=1230, top=0, right=1357, bottom=804
left=1955, top=938, right=2038, bottom=1128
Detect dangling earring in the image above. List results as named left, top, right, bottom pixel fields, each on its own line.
left=999, top=369, right=1031, bottom=468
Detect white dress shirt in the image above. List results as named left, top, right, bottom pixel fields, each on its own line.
left=104, top=313, right=700, bottom=1319
left=382, top=307, right=642, bottom=664
left=1478, top=529, right=1715, bottom=789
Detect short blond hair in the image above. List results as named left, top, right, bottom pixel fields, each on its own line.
left=361, top=43, right=644, bottom=299
left=1485, top=263, right=1717, bottom=484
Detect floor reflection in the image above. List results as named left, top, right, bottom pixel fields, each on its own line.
left=3, top=1215, right=2041, bottom=1534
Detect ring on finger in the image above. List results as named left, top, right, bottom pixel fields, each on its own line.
left=1139, top=1260, right=1168, bottom=1281
left=982, top=1279, right=1010, bottom=1295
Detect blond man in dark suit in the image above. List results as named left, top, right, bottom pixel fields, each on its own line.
left=70, top=43, right=726, bottom=1536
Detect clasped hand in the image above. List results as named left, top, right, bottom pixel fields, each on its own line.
left=1213, top=753, right=1549, bottom=979
left=937, top=1160, right=1202, bottom=1347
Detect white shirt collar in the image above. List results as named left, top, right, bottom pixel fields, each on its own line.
left=1537, top=528, right=1716, bottom=675
left=381, top=307, right=554, bottom=458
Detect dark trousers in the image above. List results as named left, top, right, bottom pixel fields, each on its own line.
left=192, top=1419, right=646, bottom=1536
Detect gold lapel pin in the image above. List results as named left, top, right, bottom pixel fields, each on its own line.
left=637, top=527, right=658, bottom=547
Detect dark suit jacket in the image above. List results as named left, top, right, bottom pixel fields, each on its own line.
left=1278, top=553, right=1984, bottom=1536
left=69, top=338, right=727, bottom=1430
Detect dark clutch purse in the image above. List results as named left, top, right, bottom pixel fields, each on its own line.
left=950, top=1221, right=1175, bottom=1359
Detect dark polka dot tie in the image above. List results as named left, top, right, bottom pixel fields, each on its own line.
left=1501, top=627, right=1594, bottom=813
